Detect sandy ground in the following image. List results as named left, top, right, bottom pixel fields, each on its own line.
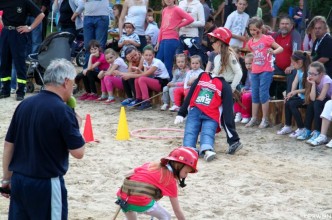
left=0, top=90, right=332, bottom=220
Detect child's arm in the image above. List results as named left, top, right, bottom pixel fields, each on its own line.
left=269, top=41, right=283, bottom=55
left=317, top=83, right=330, bottom=101
left=187, top=75, right=198, bottom=87
left=83, top=55, right=94, bottom=75
left=169, top=197, right=185, bottom=220
left=118, top=37, right=125, bottom=48
left=205, top=61, right=212, bottom=72
left=105, top=64, right=119, bottom=76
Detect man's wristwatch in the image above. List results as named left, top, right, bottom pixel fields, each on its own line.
left=28, top=26, right=32, bottom=30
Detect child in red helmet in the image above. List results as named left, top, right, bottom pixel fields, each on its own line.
left=174, top=27, right=243, bottom=160
left=116, top=147, right=198, bottom=220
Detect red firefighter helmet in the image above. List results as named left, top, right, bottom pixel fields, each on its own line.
left=161, top=147, right=198, bottom=173
left=207, top=27, right=232, bottom=46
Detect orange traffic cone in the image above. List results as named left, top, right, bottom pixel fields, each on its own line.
left=116, top=107, right=130, bottom=140
left=83, top=114, right=94, bottom=142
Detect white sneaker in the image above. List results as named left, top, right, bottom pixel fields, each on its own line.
left=289, top=128, right=304, bottom=138
left=234, top=113, right=242, bottom=123
left=310, top=134, right=328, bottom=146
left=277, top=126, right=292, bottom=135
left=245, top=118, right=259, bottom=127
left=241, top=117, right=250, bottom=124
left=204, top=151, right=216, bottom=162
left=169, top=105, right=180, bottom=112
left=160, top=104, right=168, bottom=111
left=326, top=140, right=332, bottom=148
left=258, top=119, right=269, bottom=128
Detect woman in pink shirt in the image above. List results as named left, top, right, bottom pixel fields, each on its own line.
left=154, top=0, right=194, bottom=79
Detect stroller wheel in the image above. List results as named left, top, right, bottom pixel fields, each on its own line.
left=26, top=81, right=35, bottom=93
left=76, top=51, right=86, bottom=67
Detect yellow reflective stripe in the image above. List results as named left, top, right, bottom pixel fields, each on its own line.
left=17, top=79, right=27, bottom=84
left=1, top=77, right=11, bottom=82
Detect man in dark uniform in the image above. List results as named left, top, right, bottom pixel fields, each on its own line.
left=0, top=0, right=44, bottom=101
left=1, top=59, right=85, bottom=219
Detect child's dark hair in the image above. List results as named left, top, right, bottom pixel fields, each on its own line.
left=291, top=50, right=312, bottom=90
left=248, top=16, right=264, bottom=29
left=124, top=46, right=139, bottom=57
left=143, top=45, right=155, bottom=54
left=88, top=40, right=101, bottom=50
left=148, top=7, right=154, bottom=13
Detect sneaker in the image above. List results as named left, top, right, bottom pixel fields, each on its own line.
left=121, top=98, right=134, bottom=106
left=96, top=96, right=108, bottom=101
left=277, top=126, right=292, bottom=135
left=245, top=118, right=258, bottom=127
left=204, top=150, right=216, bottom=162
left=160, top=103, right=168, bottom=111
left=10, top=88, right=16, bottom=94
left=127, top=99, right=142, bottom=107
left=241, top=117, right=250, bottom=124
left=169, top=105, right=180, bottom=112
left=227, top=141, right=243, bottom=155
left=310, top=134, right=328, bottom=146
left=289, top=128, right=304, bottom=138
left=297, top=128, right=312, bottom=140
left=78, top=93, right=90, bottom=101
left=305, top=130, right=320, bottom=145
left=85, top=93, right=98, bottom=101
left=234, top=113, right=242, bottom=123
left=104, top=97, right=115, bottom=104
left=259, top=119, right=269, bottom=128
left=326, top=140, right=332, bottom=148
left=137, top=101, right=152, bottom=110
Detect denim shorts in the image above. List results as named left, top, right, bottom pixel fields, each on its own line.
left=251, top=71, right=273, bottom=104
left=271, top=0, right=284, bottom=17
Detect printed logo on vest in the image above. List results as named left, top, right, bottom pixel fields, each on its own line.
left=195, top=88, right=214, bottom=106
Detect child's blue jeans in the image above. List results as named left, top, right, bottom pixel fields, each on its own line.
left=183, top=107, right=218, bottom=155
left=251, top=71, right=273, bottom=104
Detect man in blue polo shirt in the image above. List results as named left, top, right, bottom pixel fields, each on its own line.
left=1, top=59, right=85, bottom=219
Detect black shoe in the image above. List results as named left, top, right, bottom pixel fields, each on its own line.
left=227, top=141, right=243, bottom=155
left=16, top=95, right=24, bottom=101
left=137, top=101, right=152, bottom=110
left=0, top=93, right=10, bottom=99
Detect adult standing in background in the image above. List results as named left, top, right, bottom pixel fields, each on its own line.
left=245, top=0, right=258, bottom=17
left=177, top=0, right=205, bottom=61
left=52, top=0, right=84, bottom=37
left=119, top=0, right=149, bottom=51
left=1, top=59, right=85, bottom=219
left=83, top=0, right=109, bottom=68
left=27, top=0, right=50, bottom=54
left=311, top=16, right=332, bottom=78
left=0, top=0, right=44, bottom=101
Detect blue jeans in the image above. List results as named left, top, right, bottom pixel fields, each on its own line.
left=183, top=107, right=218, bottom=155
left=271, top=0, right=284, bottom=17
left=26, top=16, right=42, bottom=54
left=83, top=15, right=109, bottom=68
left=156, top=39, right=180, bottom=80
left=251, top=71, right=273, bottom=103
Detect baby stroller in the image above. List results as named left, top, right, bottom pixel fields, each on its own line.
left=71, top=29, right=85, bottom=67
left=26, top=31, right=75, bottom=93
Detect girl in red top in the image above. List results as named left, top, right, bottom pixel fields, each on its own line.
left=245, top=17, right=283, bottom=128
left=116, top=147, right=198, bottom=220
